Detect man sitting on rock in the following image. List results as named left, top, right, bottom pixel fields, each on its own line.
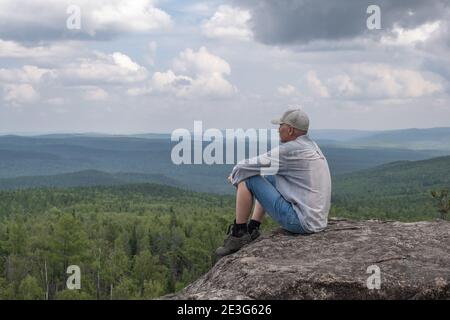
left=215, top=108, right=332, bottom=258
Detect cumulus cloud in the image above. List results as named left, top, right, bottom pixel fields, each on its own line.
left=59, top=52, right=148, bottom=85
left=0, top=0, right=172, bottom=41
left=354, top=64, right=443, bottom=98
left=0, top=65, right=55, bottom=84
left=150, top=47, right=237, bottom=98
left=323, top=64, right=444, bottom=99
left=0, top=65, right=53, bottom=106
left=381, top=21, right=442, bottom=46
left=0, top=51, right=146, bottom=106
left=327, top=74, right=361, bottom=97
left=0, top=52, right=146, bottom=86
left=3, top=84, right=40, bottom=105
left=202, top=5, right=253, bottom=41
left=0, top=39, right=81, bottom=60
left=152, top=70, right=192, bottom=93
left=173, top=47, right=230, bottom=76
left=307, top=71, right=330, bottom=98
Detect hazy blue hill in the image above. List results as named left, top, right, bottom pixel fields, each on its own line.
left=320, top=146, right=444, bottom=174
left=33, top=133, right=172, bottom=140
left=0, top=133, right=449, bottom=193
left=0, top=149, right=61, bottom=161
left=335, top=156, right=450, bottom=193
left=34, top=133, right=116, bottom=139
left=129, top=133, right=172, bottom=139
left=314, top=139, right=341, bottom=145
left=345, top=127, right=450, bottom=150
left=332, top=156, right=450, bottom=220
left=309, top=129, right=379, bottom=142
left=0, top=170, right=183, bottom=190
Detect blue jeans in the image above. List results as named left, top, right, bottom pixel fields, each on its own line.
left=244, top=175, right=308, bottom=234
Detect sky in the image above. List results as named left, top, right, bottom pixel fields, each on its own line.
left=0, top=0, right=449, bottom=134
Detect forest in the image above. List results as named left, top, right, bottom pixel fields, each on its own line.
left=0, top=177, right=445, bottom=299
left=0, top=184, right=241, bottom=299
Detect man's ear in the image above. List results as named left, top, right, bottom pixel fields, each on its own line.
left=289, top=127, right=295, bottom=135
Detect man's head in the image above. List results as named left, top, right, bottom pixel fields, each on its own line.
left=271, top=108, right=309, bottom=143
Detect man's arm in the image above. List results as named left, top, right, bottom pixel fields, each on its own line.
left=229, top=145, right=285, bottom=186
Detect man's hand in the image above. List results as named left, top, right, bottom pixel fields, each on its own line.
left=227, top=174, right=232, bottom=184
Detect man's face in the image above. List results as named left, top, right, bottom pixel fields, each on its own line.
left=278, top=123, right=293, bottom=143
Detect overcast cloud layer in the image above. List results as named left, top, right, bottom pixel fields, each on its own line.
left=235, top=0, right=450, bottom=44
left=0, top=0, right=449, bottom=133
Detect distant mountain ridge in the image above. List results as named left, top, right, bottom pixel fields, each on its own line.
left=335, top=127, right=450, bottom=150
left=0, top=170, right=182, bottom=191
left=2, top=126, right=449, bottom=144
left=0, top=128, right=449, bottom=194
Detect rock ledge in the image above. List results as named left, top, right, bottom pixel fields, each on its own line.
left=164, top=218, right=450, bottom=300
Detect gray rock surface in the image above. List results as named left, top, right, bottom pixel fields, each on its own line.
left=164, top=218, right=450, bottom=300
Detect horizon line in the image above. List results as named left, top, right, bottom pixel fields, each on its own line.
left=1, top=126, right=450, bottom=137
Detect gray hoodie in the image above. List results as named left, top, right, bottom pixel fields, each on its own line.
left=230, top=135, right=332, bottom=233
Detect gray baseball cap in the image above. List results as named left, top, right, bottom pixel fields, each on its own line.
left=271, top=109, right=309, bottom=131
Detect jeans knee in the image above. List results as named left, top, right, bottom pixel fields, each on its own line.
left=244, top=175, right=259, bottom=191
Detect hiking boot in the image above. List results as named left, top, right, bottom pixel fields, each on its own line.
left=249, top=228, right=261, bottom=241
left=215, top=224, right=251, bottom=257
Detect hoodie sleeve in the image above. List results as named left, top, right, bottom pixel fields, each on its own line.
left=230, top=145, right=286, bottom=186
